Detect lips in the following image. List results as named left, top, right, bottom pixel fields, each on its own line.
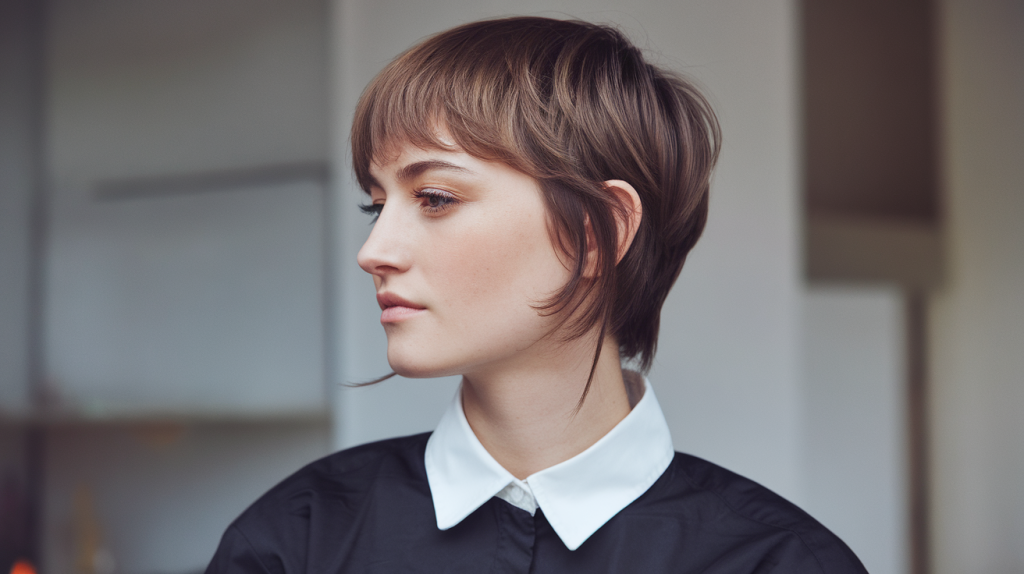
left=376, top=292, right=426, bottom=323
left=376, top=293, right=425, bottom=311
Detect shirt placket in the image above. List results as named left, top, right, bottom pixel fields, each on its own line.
left=490, top=500, right=536, bottom=574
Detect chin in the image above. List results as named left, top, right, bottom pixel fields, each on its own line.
left=386, top=349, right=460, bottom=380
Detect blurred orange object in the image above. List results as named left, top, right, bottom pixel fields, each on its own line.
left=9, top=560, right=36, bottom=574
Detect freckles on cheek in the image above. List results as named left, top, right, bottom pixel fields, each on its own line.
left=442, top=225, right=516, bottom=288
left=438, top=214, right=543, bottom=307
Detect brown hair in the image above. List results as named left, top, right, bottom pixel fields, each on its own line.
left=352, top=17, right=719, bottom=399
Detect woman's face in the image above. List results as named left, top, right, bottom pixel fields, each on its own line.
left=357, top=140, right=572, bottom=379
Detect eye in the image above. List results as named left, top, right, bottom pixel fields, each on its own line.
left=359, top=202, right=384, bottom=224
left=413, top=188, right=459, bottom=215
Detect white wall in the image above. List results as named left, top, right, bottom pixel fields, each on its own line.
left=329, top=0, right=805, bottom=500
left=931, top=0, right=1024, bottom=571
left=802, top=287, right=908, bottom=574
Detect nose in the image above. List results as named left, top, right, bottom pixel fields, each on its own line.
left=357, top=204, right=410, bottom=278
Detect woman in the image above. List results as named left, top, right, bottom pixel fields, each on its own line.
left=207, top=17, right=866, bottom=573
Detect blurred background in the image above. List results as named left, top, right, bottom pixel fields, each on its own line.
left=0, top=0, right=1020, bottom=572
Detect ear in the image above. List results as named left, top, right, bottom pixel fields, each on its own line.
left=582, top=180, right=643, bottom=278
left=603, top=179, right=643, bottom=264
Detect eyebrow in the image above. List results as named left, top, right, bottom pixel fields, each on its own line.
left=395, top=160, right=474, bottom=183
left=366, top=159, right=475, bottom=193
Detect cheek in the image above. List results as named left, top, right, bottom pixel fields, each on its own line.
left=432, top=204, right=567, bottom=327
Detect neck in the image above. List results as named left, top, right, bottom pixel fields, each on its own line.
left=460, top=333, right=632, bottom=479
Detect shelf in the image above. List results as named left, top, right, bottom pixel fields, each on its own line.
left=806, top=214, right=943, bottom=290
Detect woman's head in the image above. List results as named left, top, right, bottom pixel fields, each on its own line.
left=353, top=16, right=719, bottom=381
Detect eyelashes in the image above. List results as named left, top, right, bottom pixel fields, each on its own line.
left=359, top=188, right=460, bottom=224
left=359, top=203, right=383, bottom=224
left=413, top=188, right=459, bottom=214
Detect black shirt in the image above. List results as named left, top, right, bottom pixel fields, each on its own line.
left=206, top=433, right=868, bottom=573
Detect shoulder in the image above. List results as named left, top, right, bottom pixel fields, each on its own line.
left=627, top=452, right=867, bottom=574
left=243, top=431, right=430, bottom=518
left=206, top=433, right=431, bottom=574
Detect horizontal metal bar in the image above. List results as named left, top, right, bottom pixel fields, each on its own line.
left=93, top=160, right=330, bottom=201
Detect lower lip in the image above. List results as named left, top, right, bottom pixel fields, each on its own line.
left=381, top=306, right=425, bottom=323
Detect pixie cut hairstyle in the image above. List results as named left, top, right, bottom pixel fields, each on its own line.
left=352, top=16, right=720, bottom=378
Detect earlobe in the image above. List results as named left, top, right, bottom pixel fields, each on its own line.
left=602, top=180, right=643, bottom=264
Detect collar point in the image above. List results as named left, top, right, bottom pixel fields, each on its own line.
left=435, top=518, right=457, bottom=531
left=561, top=538, right=585, bottom=552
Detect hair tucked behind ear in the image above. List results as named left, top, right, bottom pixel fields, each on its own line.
left=351, top=17, right=720, bottom=404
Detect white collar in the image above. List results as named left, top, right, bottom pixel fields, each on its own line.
left=424, top=374, right=675, bottom=551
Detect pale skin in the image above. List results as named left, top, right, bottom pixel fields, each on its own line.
left=357, top=139, right=643, bottom=479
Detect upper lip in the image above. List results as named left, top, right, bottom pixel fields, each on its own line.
left=376, top=292, right=426, bottom=311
